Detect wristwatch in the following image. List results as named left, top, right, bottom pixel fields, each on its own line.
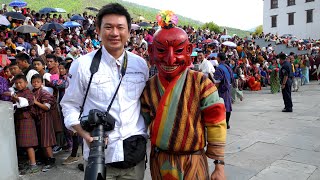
left=214, top=160, right=225, bottom=165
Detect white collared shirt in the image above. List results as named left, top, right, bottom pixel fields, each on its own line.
left=199, top=58, right=215, bottom=76
left=60, top=46, right=149, bottom=163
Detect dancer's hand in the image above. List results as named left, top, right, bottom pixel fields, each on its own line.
left=211, top=164, right=226, bottom=180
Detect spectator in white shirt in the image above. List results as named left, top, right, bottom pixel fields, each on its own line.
left=60, top=3, right=148, bottom=179
left=41, top=39, right=53, bottom=53
left=197, top=51, right=215, bottom=77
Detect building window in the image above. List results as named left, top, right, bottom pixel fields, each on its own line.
left=306, top=0, right=314, bottom=2
left=271, top=15, right=277, bottom=28
left=271, top=0, right=278, bottom=9
left=288, top=0, right=295, bottom=6
left=306, top=9, right=313, bottom=23
left=288, top=13, right=295, bottom=25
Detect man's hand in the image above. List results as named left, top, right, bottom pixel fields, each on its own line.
left=2, top=92, right=12, bottom=97
left=211, top=164, right=226, bottom=180
left=281, top=84, right=285, bottom=89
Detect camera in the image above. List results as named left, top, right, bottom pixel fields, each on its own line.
left=80, top=109, right=116, bottom=180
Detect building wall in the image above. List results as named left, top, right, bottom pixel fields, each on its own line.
left=263, top=0, right=320, bottom=39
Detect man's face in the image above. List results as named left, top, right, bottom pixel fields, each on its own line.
left=33, top=61, right=44, bottom=72
left=4, top=68, right=12, bottom=78
left=15, top=79, right=27, bottom=91
left=16, top=59, right=27, bottom=70
left=197, top=53, right=205, bottom=62
left=17, top=37, right=23, bottom=44
left=9, top=65, right=22, bottom=76
left=44, top=40, right=49, bottom=46
left=96, top=14, right=129, bottom=55
left=55, top=47, right=61, bottom=54
left=31, top=78, right=42, bottom=89
left=47, top=58, right=56, bottom=69
left=150, top=27, right=192, bottom=80
left=31, top=39, right=37, bottom=45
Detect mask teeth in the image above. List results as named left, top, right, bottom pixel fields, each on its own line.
left=161, top=65, right=178, bottom=71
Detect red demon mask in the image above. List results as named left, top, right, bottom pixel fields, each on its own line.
left=149, top=27, right=193, bottom=81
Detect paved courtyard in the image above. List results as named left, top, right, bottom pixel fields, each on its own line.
left=21, top=81, right=320, bottom=180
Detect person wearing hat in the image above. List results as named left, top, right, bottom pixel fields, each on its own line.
left=279, top=53, right=293, bottom=112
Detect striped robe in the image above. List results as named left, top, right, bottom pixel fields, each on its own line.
left=14, top=88, right=38, bottom=147
left=32, top=88, right=57, bottom=147
left=141, top=69, right=227, bottom=180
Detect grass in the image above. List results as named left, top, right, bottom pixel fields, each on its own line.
left=3, top=0, right=250, bottom=37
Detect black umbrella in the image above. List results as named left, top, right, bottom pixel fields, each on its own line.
left=39, top=7, right=57, bottom=14
left=14, top=25, right=40, bottom=33
left=85, top=7, right=99, bottom=12
left=4, top=12, right=26, bottom=20
left=138, top=22, right=150, bottom=27
left=70, top=14, right=85, bottom=21
left=40, top=22, right=66, bottom=31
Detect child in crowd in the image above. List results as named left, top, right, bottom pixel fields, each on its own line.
left=8, top=74, right=39, bottom=174
left=293, top=63, right=302, bottom=92
left=32, top=58, right=53, bottom=95
left=52, top=61, right=80, bottom=165
left=8, top=62, right=22, bottom=86
left=31, top=74, right=56, bottom=171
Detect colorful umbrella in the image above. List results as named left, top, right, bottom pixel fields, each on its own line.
left=8, top=0, right=27, bottom=7
left=0, top=15, right=10, bottom=26
left=131, top=24, right=140, bottom=30
left=222, top=41, right=237, bottom=47
left=63, top=21, right=81, bottom=28
left=4, top=12, right=26, bottom=20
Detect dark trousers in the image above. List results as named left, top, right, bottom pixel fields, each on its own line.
left=226, top=112, right=231, bottom=126
left=282, top=78, right=293, bottom=110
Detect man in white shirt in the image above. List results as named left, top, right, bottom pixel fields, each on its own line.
left=197, top=51, right=215, bottom=77
left=60, top=3, right=148, bottom=179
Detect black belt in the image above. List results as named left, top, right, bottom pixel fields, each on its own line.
left=153, top=146, right=204, bottom=155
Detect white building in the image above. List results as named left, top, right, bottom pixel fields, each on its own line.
left=263, top=0, right=320, bottom=39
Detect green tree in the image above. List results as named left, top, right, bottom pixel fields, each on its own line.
left=253, top=25, right=263, bottom=36
left=202, top=22, right=221, bottom=33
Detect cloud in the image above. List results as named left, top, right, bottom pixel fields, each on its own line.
left=123, top=0, right=263, bottom=30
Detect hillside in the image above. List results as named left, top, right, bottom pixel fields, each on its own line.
left=2, top=0, right=249, bottom=37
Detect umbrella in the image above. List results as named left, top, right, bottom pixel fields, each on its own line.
left=138, top=22, right=150, bottom=27
left=9, top=0, right=27, bottom=7
left=209, top=53, right=218, bottom=58
left=220, top=35, right=232, bottom=40
left=222, top=41, right=237, bottom=47
left=14, top=25, right=40, bottom=33
left=202, top=39, right=213, bottom=44
left=40, top=22, right=66, bottom=31
left=0, top=15, right=10, bottom=26
left=63, top=21, right=81, bottom=28
left=54, top=8, right=66, bottom=13
left=4, top=12, right=26, bottom=20
left=131, top=24, right=140, bottom=30
left=191, top=52, right=198, bottom=57
left=39, top=7, right=57, bottom=14
left=70, top=14, right=85, bottom=21
left=85, top=7, right=99, bottom=12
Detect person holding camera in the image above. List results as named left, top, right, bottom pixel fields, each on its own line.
left=60, top=3, right=149, bottom=180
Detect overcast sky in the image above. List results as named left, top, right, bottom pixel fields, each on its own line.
left=123, top=0, right=263, bottom=30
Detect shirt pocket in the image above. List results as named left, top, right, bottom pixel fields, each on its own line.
left=89, top=75, right=112, bottom=101
left=125, top=75, right=145, bottom=100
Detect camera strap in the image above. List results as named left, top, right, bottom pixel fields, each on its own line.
left=78, top=48, right=128, bottom=119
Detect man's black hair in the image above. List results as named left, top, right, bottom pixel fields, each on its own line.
left=56, top=57, right=64, bottom=63
left=15, top=53, right=30, bottom=64
left=96, top=3, right=131, bottom=31
left=13, top=74, right=27, bottom=82
left=32, top=57, right=45, bottom=66
left=31, top=74, right=43, bottom=82
left=46, top=54, right=57, bottom=62
left=218, top=52, right=226, bottom=61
